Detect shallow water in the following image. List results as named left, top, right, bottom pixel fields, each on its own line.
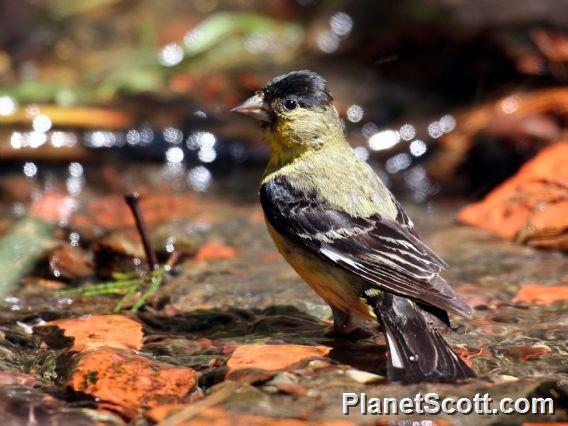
left=0, top=163, right=566, bottom=424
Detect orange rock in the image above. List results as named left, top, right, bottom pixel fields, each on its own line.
left=458, top=142, right=568, bottom=246
left=29, top=192, right=77, bottom=224
left=226, top=344, right=331, bottom=374
left=196, top=242, right=237, bottom=261
left=523, top=423, right=568, bottom=426
left=147, top=406, right=354, bottom=426
left=44, top=315, right=143, bottom=352
left=67, top=347, right=196, bottom=415
left=512, top=284, right=568, bottom=305
left=506, top=344, right=552, bottom=361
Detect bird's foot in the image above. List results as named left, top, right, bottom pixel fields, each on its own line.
left=324, top=307, right=366, bottom=340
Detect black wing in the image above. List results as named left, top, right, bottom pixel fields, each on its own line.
left=260, top=176, right=471, bottom=318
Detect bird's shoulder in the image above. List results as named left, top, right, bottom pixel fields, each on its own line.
left=261, top=146, right=398, bottom=219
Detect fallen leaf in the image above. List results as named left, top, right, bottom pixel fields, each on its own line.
left=43, top=315, right=143, bottom=352
left=458, top=142, right=568, bottom=248
left=67, top=347, right=196, bottom=416
left=512, top=284, right=568, bottom=305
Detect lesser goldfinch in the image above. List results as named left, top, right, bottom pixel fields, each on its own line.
left=232, top=70, right=475, bottom=382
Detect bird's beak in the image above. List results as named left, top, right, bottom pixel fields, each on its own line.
left=231, top=93, right=271, bottom=123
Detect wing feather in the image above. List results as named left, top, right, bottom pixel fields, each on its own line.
left=260, top=176, right=471, bottom=318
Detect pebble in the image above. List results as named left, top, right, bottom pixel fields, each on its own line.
left=344, top=368, right=385, bottom=384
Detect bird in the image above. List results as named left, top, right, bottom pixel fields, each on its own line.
left=231, top=70, right=476, bottom=382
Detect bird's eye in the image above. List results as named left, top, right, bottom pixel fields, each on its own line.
left=284, top=99, right=298, bottom=110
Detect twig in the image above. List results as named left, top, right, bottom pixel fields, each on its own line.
left=124, top=193, right=158, bottom=271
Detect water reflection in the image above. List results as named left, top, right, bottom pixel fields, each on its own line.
left=85, top=131, right=120, bottom=148
left=346, top=104, right=364, bottom=122
left=163, top=127, right=183, bottom=145
left=23, top=162, right=38, bottom=179
left=317, top=11, right=353, bottom=54
left=354, top=146, right=369, bottom=161
left=368, top=129, right=400, bottom=151
left=159, top=43, right=184, bottom=67
left=427, top=121, right=443, bottom=139
left=330, top=12, right=353, bottom=37
left=187, top=166, right=212, bottom=192
left=32, top=115, right=52, bottom=133
left=409, top=139, right=427, bottom=157
left=166, top=147, right=184, bottom=163
left=399, top=124, right=416, bottom=141
left=385, top=153, right=411, bottom=174
left=69, top=232, right=80, bottom=247
left=0, top=96, right=17, bottom=116
left=501, top=96, right=519, bottom=114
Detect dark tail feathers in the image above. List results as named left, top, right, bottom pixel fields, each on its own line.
left=365, top=290, right=476, bottom=382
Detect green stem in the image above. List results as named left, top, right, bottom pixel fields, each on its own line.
left=55, top=279, right=141, bottom=296
left=130, top=269, right=164, bottom=313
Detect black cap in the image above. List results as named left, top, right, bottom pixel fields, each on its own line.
left=263, top=70, right=333, bottom=108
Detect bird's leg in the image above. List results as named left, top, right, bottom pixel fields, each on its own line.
left=328, top=306, right=358, bottom=335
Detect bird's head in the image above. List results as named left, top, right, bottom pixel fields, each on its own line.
left=232, top=70, right=343, bottom=151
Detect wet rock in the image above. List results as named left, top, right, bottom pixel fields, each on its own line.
left=40, top=314, right=143, bottom=352
left=269, top=372, right=308, bottom=395
left=226, top=344, right=331, bottom=377
left=195, top=241, right=237, bottom=261
left=492, top=374, right=519, bottom=384
left=512, top=284, right=568, bottom=305
left=22, top=277, right=67, bottom=291
left=0, top=385, right=121, bottom=426
left=458, top=142, right=568, bottom=249
left=146, top=406, right=354, bottom=425
left=151, top=221, right=202, bottom=260
left=48, top=244, right=94, bottom=281
left=92, top=230, right=146, bottom=278
left=0, top=371, right=40, bottom=386
left=505, top=344, right=552, bottom=361
left=67, top=347, right=197, bottom=417
left=145, top=403, right=187, bottom=423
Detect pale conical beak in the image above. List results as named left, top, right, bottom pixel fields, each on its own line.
left=231, top=93, right=271, bottom=123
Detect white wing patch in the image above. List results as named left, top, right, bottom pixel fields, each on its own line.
left=386, top=330, right=404, bottom=368
left=320, top=245, right=359, bottom=268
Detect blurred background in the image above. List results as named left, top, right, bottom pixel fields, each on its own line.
left=1, top=0, right=567, bottom=204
